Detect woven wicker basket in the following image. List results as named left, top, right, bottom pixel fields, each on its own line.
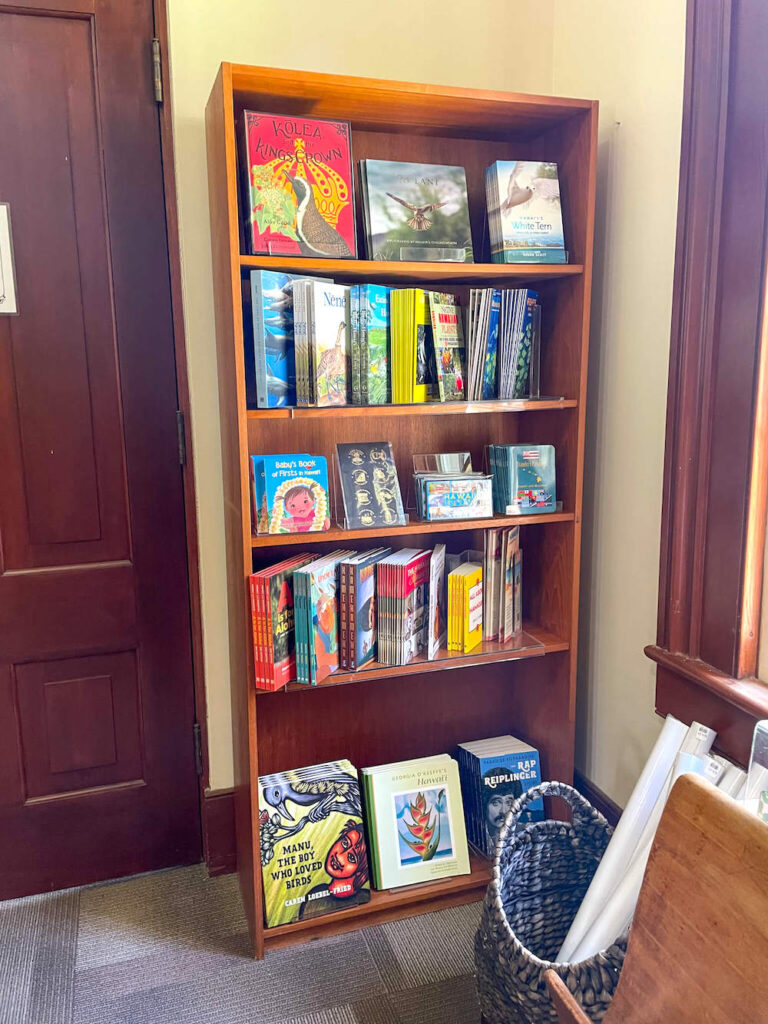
left=475, top=781, right=627, bottom=1024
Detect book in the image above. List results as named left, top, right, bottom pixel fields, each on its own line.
left=309, top=281, right=349, bottom=406
left=249, top=554, right=314, bottom=690
left=428, top=292, right=465, bottom=401
left=361, top=755, right=470, bottom=889
left=416, top=476, right=493, bottom=521
left=360, top=159, right=474, bottom=263
left=258, top=759, right=370, bottom=926
left=338, top=547, right=391, bottom=670
left=293, top=550, right=354, bottom=684
left=400, top=550, right=431, bottom=665
left=462, top=563, right=483, bottom=653
left=254, top=454, right=331, bottom=534
left=240, top=111, right=356, bottom=259
left=336, top=442, right=405, bottom=529
left=359, top=284, right=391, bottom=404
left=486, top=160, right=566, bottom=264
left=456, top=736, right=543, bottom=857
left=427, top=544, right=447, bottom=660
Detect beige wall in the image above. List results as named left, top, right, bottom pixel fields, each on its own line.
left=166, top=0, right=556, bottom=790
left=167, top=0, right=686, bottom=802
left=552, top=0, right=686, bottom=804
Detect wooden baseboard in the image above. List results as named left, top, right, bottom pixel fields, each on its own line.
left=573, top=770, right=622, bottom=827
left=202, top=788, right=236, bottom=876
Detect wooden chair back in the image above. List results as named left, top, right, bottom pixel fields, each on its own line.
left=546, top=773, right=768, bottom=1023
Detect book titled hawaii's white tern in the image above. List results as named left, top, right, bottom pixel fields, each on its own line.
left=486, top=161, right=566, bottom=264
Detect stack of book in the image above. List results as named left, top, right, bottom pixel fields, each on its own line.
left=412, top=452, right=493, bottom=522
left=250, top=553, right=313, bottom=691
left=447, top=561, right=484, bottom=654
left=294, top=550, right=355, bottom=684
left=376, top=549, right=431, bottom=666
left=485, top=160, right=567, bottom=264
left=456, top=735, right=543, bottom=857
left=349, top=284, right=390, bottom=405
left=464, top=288, right=541, bottom=401
left=339, top=547, right=391, bottom=671
left=293, top=280, right=348, bottom=406
left=482, top=527, right=522, bottom=643
left=488, top=444, right=557, bottom=515
left=360, top=159, right=474, bottom=263
left=258, top=759, right=370, bottom=927
left=361, top=755, right=470, bottom=888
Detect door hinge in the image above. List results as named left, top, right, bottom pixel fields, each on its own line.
left=176, top=409, right=186, bottom=466
left=193, top=722, right=204, bottom=776
left=152, top=38, right=163, bottom=104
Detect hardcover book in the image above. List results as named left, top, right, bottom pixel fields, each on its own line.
left=360, top=160, right=474, bottom=263
left=309, top=281, right=349, bottom=406
left=362, top=755, right=470, bottom=889
left=256, top=454, right=331, bottom=534
left=336, top=442, right=405, bottom=529
left=428, top=292, right=465, bottom=401
left=360, top=284, right=391, bottom=404
left=249, top=553, right=314, bottom=690
left=258, top=759, right=370, bottom=926
left=486, top=161, right=566, bottom=264
left=240, top=111, right=356, bottom=259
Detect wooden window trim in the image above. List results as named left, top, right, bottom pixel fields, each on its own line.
left=648, top=0, right=768, bottom=765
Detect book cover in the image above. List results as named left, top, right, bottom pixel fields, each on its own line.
left=336, top=442, right=405, bottom=529
left=258, top=759, right=370, bottom=927
left=487, top=161, right=566, bottom=263
left=267, top=555, right=315, bottom=688
left=262, top=455, right=331, bottom=534
left=511, top=445, right=556, bottom=513
left=249, top=271, right=302, bottom=407
left=477, top=748, right=542, bottom=855
left=463, top=564, right=483, bottom=653
left=401, top=550, right=431, bottom=665
left=309, top=555, right=347, bottom=683
left=361, top=160, right=473, bottom=262
left=481, top=290, right=502, bottom=399
left=240, top=112, right=356, bottom=258
left=362, top=757, right=470, bottom=889
left=352, top=548, right=391, bottom=669
left=422, top=477, right=493, bottom=521
left=361, top=284, right=391, bottom=404
left=428, top=293, right=465, bottom=401
left=311, top=282, right=349, bottom=406
left=427, top=544, right=447, bottom=660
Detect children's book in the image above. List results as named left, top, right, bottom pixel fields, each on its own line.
left=360, top=285, right=391, bottom=404
left=486, top=160, right=566, bottom=264
left=249, top=554, right=314, bottom=690
left=361, top=755, right=470, bottom=889
left=257, top=454, right=331, bottom=534
left=336, top=442, right=405, bottom=529
left=240, top=112, right=356, bottom=259
left=258, top=759, right=370, bottom=926
left=462, top=563, right=483, bottom=653
left=346, top=547, right=391, bottom=670
left=400, top=550, right=431, bottom=665
left=310, top=281, right=349, bottom=406
left=293, top=550, right=354, bottom=684
left=360, top=160, right=474, bottom=263
left=249, top=270, right=307, bottom=408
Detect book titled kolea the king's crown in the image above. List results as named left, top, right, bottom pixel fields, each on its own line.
left=258, top=759, right=371, bottom=927
left=240, top=112, right=357, bottom=259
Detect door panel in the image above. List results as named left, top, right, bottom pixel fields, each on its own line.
left=0, top=1, right=200, bottom=896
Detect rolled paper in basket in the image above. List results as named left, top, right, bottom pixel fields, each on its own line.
left=679, top=720, right=716, bottom=758
left=569, top=751, right=709, bottom=962
left=557, top=714, right=688, bottom=962
left=718, top=763, right=748, bottom=797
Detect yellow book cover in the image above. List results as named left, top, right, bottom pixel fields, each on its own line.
left=463, top=564, right=483, bottom=653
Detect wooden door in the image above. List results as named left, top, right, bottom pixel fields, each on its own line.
left=0, top=0, right=200, bottom=897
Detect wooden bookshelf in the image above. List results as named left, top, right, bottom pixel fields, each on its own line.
left=206, top=63, right=597, bottom=958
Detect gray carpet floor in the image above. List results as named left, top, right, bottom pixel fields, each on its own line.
left=0, top=865, right=483, bottom=1024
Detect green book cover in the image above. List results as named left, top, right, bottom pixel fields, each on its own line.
left=362, top=160, right=474, bottom=263
left=363, top=756, right=470, bottom=889
left=259, top=759, right=371, bottom=927
left=361, top=284, right=391, bottom=404
left=428, top=292, right=465, bottom=401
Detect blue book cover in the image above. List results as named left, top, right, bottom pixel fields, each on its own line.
left=511, top=444, right=556, bottom=514
left=476, top=750, right=542, bottom=856
left=361, top=284, right=391, bottom=405
left=261, top=455, right=331, bottom=534
left=250, top=270, right=304, bottom=408
left=482, top=290, right=501, bottom=399
left=487, top=161, right=566, bottom=264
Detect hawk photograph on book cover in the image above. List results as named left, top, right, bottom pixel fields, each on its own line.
left=241, top=112, right=357, bottom=259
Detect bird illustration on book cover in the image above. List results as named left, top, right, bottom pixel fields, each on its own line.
left=259, top=762, right=370, bottom=927
left=241, top=112, right=357, bottom=258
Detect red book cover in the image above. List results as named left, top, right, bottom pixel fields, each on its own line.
left=240, top=111, right=357, bottom=259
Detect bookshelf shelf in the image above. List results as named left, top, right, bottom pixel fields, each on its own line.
left=246, top=398, right=578, bottom=421
left=263, top=850, right=491, bottom=949
left=251, top=512, right=575, bottom=548
left=239, top=254, right=583, bottom=285
left=257, top=623, right=568, bottom=696
left=206, top=62, right=597, bottom=957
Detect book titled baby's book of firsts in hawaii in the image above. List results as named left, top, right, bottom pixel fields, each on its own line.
left=240, top=112, right=356, bottom=259
left=253, top=454, right=331, bottom=534
left=259, top=759, right=370, bottom=927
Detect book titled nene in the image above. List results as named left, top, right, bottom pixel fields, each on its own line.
left=311, top=282, right=349, bottom=407
left=258, top=759, right=370, bottom=927
left=361, top=755, right=470, bottom=889
left=360, top=160, right=474, bottom=263
left=240, top=112, right=356, bottom=259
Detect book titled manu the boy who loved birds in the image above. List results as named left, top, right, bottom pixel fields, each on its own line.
left=240, top=112, right=357, bottom=259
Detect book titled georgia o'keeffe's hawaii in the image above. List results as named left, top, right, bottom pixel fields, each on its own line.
left=360, top=160, right=474, bottom=263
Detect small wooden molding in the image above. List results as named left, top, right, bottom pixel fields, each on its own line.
left=646, top=645, right=768, bottom=721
